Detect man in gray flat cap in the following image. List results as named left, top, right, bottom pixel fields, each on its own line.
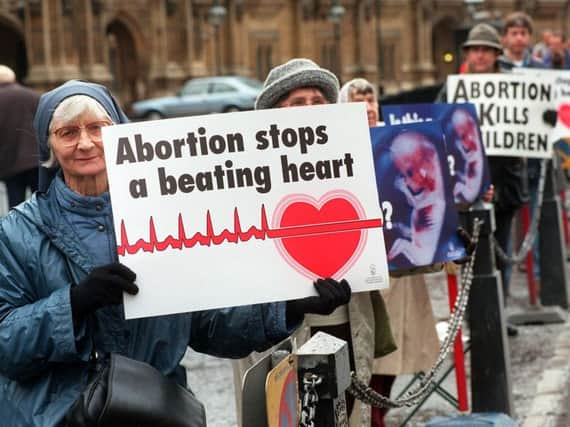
left=232, top=58, right=395, bottom=427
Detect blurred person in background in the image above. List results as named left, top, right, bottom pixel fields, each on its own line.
left=499, top=12, right=544, bottom=70
left=532, top=28, right=553, bottom=61
left=0, top=65, right=40, bottom=209
left=543, top=31, right=570, bottom=69
left=499, top=11, right=545, bottom=299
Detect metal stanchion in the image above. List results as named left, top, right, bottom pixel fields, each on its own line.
left=538, top=161, right=570, bottom=309
left=464, top=203, right=514, bottom=415
left=297, top=332, right=350, bottom=427
left=445, top=272, right=469, bottom=412
left=506, top=160, right=567, bottom=326
left=520, top=204, right=539, bottom=306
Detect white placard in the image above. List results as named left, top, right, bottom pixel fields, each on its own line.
left=513, top=68, right=570, bottom=143
left=447, top=73, right=554, bottom=158
left=102, top=103, right=389, bottom=319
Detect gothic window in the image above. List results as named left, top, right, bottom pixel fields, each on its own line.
left=320, top=43, right=336, bottom=76
left=193, top=9, right=203, bottom=58
left=380, top=42, right=395, bottom=81
left=256, top=44, right=273, bottom=81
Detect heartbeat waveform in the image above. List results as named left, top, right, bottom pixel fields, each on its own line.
left=117, top=205, right=382, bottom=255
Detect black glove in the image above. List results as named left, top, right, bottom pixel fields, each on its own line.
left=454, top=227, right=476, bottom=265
left=543, top=109, right=557, bottom=127
left=70, top=263, right=138, bottom=320
left=286, top=278, right=351, bottom=327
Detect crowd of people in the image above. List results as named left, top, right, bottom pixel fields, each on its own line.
left=0, top=8, right=567, bottom=427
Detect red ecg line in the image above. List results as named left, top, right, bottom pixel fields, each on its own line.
left=117, top=205, right=382, bottom=256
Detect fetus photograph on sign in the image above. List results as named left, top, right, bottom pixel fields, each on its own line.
left=370, top=122, right=466, bottom=271
left=381, top=103, right=491, bottom=207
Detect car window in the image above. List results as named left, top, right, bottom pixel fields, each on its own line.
left=236, top=77, right=263, bottom=89
left=181, top=82, right=209, bottom=96
left=212, top=83, right=238, bottom=93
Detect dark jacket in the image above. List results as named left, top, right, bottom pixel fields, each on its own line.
left=0, top=82, right=40, bottom=179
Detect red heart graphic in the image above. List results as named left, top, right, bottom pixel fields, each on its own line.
left=273, top=192, right=366, bottom=279
left=559, top=103, right=570, bottom=128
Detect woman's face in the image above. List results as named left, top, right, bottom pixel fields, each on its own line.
left=50, top=112, right=112, bottom=192
left=350, top=91, right=379, bottom=127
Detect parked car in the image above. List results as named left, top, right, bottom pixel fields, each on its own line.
left=131, top=76, right=263, bottom=120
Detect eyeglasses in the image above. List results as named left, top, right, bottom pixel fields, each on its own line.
left=51, top=121, right=112, bottom=147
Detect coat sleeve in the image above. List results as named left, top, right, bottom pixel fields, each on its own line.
left=189, top=302, right=296, bottom=358
left=0, top=231, right=87, bottom=382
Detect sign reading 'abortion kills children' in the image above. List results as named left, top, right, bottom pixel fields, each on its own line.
left=447, top=73, right=553, bottom=158
left=102, top=103, right=389, bottom=319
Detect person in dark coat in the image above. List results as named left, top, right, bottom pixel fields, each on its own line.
left=0, top=65, right=40, bottom=209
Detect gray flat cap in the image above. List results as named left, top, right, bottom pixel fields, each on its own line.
left=255, top=58, right=340, bottom=110
left=462, top=23, right=502, bottom=51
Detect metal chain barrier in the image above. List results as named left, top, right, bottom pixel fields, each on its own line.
left=493, top=159, right=547, bottom=265
left=347, top=218, right=482, bottom=409
left=299, top=373, right=323, bottom=427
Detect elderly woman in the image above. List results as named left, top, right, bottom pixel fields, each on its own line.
left=0, top=80, right=350, bottom=427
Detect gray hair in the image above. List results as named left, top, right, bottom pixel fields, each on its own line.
left=0, top=65, right=16, bottom=83
left=339, top=78, right=377, bottom=103
left=43, top=95, right=113, bottom=168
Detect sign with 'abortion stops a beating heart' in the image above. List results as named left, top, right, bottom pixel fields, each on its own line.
left=102, top=103, right=389, bottom=319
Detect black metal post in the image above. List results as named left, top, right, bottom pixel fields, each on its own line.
left=464, top=204, right=514, bottom=415
left=214, top=26, right=222, bottom=75
left=539, top=160, right=570, bottom=309
left=334, top=22, right=342, bottom=80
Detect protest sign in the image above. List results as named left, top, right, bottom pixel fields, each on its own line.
left=513, top=69, right=570, bottom=169
left=102, top=103, right=389, bottom=319
left=370, top=122, right=466, bottom=271
left=548, top=72, right=570, bottom=143
left=447, top=73, right=553, bottom=158
left=382, top=103, right=491, bottom=206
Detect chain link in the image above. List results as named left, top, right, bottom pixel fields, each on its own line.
left=347, top=218, right=483, bottom=408
left=493, top=159, right=547, bottom=265
left=299, top=373, right=323, bottom=427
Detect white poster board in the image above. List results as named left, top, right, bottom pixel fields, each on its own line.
left=513, top=68, right=570, bottom=143
left=102, top=103, right=389, bottom=319
left=447, top=73, right=554, bottom=158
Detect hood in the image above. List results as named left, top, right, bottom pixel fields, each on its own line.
left=33, top=80, right=129, bottom=192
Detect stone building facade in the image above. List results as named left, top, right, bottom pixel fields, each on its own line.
left=1, top=0, right=569, bottom=110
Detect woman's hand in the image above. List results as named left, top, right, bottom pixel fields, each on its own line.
left=285, top=278, right=351, bottom=326
left=70, top=263, right=138, bottom=320
left=482, top=184, right=494, bottom=202
left=453, top=227, right=476, bottom=265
